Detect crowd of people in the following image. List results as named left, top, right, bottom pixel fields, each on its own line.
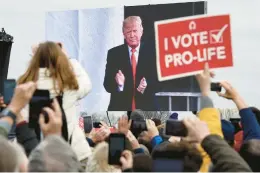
left=0, top=17, right=260, bottom=172
left=0, top=42, right=259, bottom=172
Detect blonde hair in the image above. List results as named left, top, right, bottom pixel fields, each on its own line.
left=86, top=142, right=121, bottom=172
left=123, top=16, right=143, bottom=32
left=18, top=41, right=79, bottom=94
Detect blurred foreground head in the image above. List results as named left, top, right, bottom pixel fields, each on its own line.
left=151, top=141, right=202, bottom=172
left=239, top=139, right=260, bottom=172
left=0, top=136, right=28, bottom=172
left=86, top=142, right=121, bottom=172
left=130, top=109, right=145, bottom=120
left=28, top=135, right=81, bottom=172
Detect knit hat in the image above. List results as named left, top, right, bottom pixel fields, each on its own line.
left=169, top=112, right=178, bottom=120
left=130, top=109, right=145, bottom=120
left=221, top=120, right=235, bottom=141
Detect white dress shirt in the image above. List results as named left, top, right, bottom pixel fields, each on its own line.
left=118, top=44, right=141, bottom=91
left=128, top=44, right=140, bottom=64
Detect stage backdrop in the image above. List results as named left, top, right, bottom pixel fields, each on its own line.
left=46, top=7, right=124, bottom=114
left=45, top=1, right=205, bottom=113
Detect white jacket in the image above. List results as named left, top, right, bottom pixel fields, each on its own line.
left=21, top=58, right=92, bottom=161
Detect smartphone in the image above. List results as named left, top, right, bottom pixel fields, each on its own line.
left=130, top=120, right=147, bottom=132
left=164, top=119, right=188, bottom=137
left=29, top=90, right=52, bottom=128
left=230, top=118, right=241, bottom=133
left=93, top=122, right=102, bottom=128
left=108, top=133, right=126, bottom=165
left=211, top=82, right=222, bottom=92
left=3, top=79, right=16, bottom=104
left=229, top=118, right=240, bottom=123
left=83, top=116, right=93, bottom=133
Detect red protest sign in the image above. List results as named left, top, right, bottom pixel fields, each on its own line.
left=154, top=14, right=233, bottom=81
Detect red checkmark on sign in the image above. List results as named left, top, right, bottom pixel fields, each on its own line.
left=210, top=24, right=228, bottom=44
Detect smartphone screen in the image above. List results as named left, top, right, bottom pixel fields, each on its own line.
left=93, top=122, right=102, bottom=128
left=108, top=133, right=125, bottom=165
left=3, top=79, right=16, bottom=104
left=130, top=120, right=147, bottom=132
left=165, top=120, right=187, bottom=137
left=211, top=82, right=222, bottom=92
left=29, top=90, right=52, bottom=128
left=83, top=116, right=93, bottom=133
left=230, top=118, right=241, bottom=133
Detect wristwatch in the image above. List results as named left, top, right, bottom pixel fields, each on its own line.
left=0, top=108, right=16, bottom=122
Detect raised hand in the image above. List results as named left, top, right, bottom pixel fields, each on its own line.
left=217, top=81, right=239, bottom=100
left=146, top=119, right=159, bottom=140
left=115, top=70, right=125, bottom=86
left=182, top=117, right=210, bottom=143
left=39, top=98, right=63, bottom=137
left=118, top=115, right=131, bottom=135
left=137, top=77, right=147, bottom=94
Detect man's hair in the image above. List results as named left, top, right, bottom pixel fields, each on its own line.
left=28, top=135, right=81, bottom=172
left=139, top=144, right=150, bottom=155
left=239, top=139, right=260, bottom=171
left=138, top=133, right=153, bottom=153
left=133, top=153, right=152, bottom=172
left=123, top=16, right=143, bottom=32
left=0, top=136, right=19, bottom=172
left=151, top=141, right=202, bottom=172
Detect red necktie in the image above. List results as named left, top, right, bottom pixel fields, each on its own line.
left=131, top=48, right=137, bottom=110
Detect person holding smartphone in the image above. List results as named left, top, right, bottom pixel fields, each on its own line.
left=17, top=42, right=92, bottom=162
left=0, top=96, right=6, bottom=110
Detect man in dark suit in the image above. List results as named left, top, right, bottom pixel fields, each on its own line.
left=104, top=16, right=159, bottom=111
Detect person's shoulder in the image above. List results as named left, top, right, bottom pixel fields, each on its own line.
left=108, top=44, right=126, bottom=52
left=68, top=58, right=78, bottom=64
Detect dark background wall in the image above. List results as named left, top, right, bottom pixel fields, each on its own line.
left=124, top=1, right=206, bottom=111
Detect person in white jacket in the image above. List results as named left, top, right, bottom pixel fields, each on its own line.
left=17, top=41, right=92, bottom=161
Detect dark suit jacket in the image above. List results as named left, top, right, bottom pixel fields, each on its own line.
left=104, top=42, right=160, bottom=111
